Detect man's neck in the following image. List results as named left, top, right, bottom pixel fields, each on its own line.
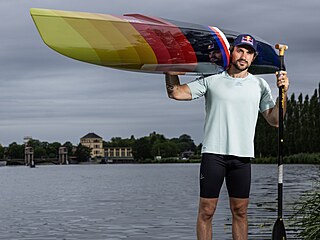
left=227, top=67, right=249, bottom=79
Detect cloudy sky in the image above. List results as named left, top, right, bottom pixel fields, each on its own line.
left=0, top=0, right=319, bottom=146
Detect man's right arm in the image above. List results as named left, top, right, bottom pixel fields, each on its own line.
left=165, top=73, right=192, bottom=101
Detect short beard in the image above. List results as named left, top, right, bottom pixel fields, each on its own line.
left=232, top=59, right=250, bottom=71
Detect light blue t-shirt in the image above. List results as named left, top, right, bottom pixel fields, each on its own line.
left=187, top=71, right=275, bottom=157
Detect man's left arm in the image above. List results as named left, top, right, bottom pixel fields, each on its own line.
left=262, top=71, right=290, bottom=127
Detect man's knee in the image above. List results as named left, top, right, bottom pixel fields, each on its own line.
left=231, top=205, right=247, bottom=218
left=198, top=198, right=218, bottom=220
left=230, top=198, right=249, bottom=219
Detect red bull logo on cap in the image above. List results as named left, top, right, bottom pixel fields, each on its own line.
left=232, top=34, right=258, bottom=52
left=241, top=35, right=254, bottom=45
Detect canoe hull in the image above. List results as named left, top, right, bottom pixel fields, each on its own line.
left=30, top=8, right=280, bottom=75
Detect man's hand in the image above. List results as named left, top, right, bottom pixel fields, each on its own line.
left=276, top=71, right=289, bottom=93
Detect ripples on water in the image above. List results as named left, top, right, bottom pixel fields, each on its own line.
left=0, top=164, right=318, bottom=239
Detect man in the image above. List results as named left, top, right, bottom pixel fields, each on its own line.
left=165, top=34, right=289, bottom=240
left=206, top=42, right=223, bottom=67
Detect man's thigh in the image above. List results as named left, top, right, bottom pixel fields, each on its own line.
left=225, top=156, right=251, bottom=198
left=200, top=153, right=227, bottom=198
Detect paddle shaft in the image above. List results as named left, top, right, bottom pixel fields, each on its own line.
left=275, top=44, right=287, bottom=218
left=277, top=56, right=285, bottom=218
left=272, top=44, right=288, bottom=240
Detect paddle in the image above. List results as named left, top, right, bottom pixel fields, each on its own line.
left=272, top=43, right=288, bottom=240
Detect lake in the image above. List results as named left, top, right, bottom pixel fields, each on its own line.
left=0, top=164, right=319, bottom=240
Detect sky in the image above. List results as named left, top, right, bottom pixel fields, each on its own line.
left=0, top=0, right=319, bottom=146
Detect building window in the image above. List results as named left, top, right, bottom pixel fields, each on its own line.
left=110, top=149, right=114, bottom=157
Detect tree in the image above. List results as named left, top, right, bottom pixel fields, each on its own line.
left=309, top=89, right=320, bottom=152
left=63, top=141, right=75, bottom=156
left=255, top=83, right=320, bottom=157
left=196, top=143, right=203, bottom=155
left=149, top=132, right=166, bottom=145
left=104, top=136, right=135, bottom=148
left=74, top=143, right=91, bottom=162
left=34, top=147, right=47, bottom=159
left=151, top=141, right=179, bottom=158
left=255, top=114, right=277, bottom=157
left=47, top=142, right=61, bottom=158
left=132, top=137, right=152, bottom=161
left=27, top=139, right=47, bottom=158
left=284, top=93, right=296, bottom=155
left=177, top=134, right=197, bottom=152
left=7, top=142, right=24, bottom=159
left=0, top=144, right=4, bottom=160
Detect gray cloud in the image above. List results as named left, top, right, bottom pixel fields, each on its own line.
left=0, top=0, right=319, bottom=145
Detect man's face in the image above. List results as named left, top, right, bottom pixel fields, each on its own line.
left=209, top=50, right=223, bottom=66
left=231, top=45, right=256, bottom=71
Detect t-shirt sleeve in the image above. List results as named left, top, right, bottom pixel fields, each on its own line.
left=259, top=79, right=275, bottom=112
left=187, top=77, right=208, bottom=100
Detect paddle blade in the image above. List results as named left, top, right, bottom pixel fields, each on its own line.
left=272, top=218, right=287, bottom=240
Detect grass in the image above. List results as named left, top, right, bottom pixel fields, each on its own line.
left=252, top=153, right=320, bottom=164
left=290, top=182, right=320, bottom=239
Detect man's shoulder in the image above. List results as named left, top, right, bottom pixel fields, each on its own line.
left=248, top=73, right=264, bottom=80
left=248, top=74, right=269, bottom=86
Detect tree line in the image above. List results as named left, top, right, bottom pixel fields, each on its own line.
left=1, top=83, right=319, bottom=163
left=104, top=132, right=199, bottom=162
left=255, top=83, right=320, bottom=158
left=0, top=133, right=199, bottom=163
left=0, top=139, right=92, bottom=163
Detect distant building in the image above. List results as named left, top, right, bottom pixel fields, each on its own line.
left=105, top=147, right=134, bottom=163
left=80, top=133, right=105, bottom=158
left=23, top=136, right=32, bottom=146
left=181, top=150, right=194, bottom=160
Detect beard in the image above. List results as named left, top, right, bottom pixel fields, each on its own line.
left=232, top=59, right=250, bottom=71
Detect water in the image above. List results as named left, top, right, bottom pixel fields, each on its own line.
left=0, top=164, right=319, bottom=240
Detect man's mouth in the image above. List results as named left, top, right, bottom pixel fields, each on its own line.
left=237, top=59, right=248, bottom=65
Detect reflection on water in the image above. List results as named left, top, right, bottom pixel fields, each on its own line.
left=0, top=164, right=318, bottom=240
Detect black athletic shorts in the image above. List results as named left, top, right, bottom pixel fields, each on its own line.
left=200, top=153, right=251, bottom=199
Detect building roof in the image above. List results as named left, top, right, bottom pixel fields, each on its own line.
left=81, top=132, right=103, bottom=139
